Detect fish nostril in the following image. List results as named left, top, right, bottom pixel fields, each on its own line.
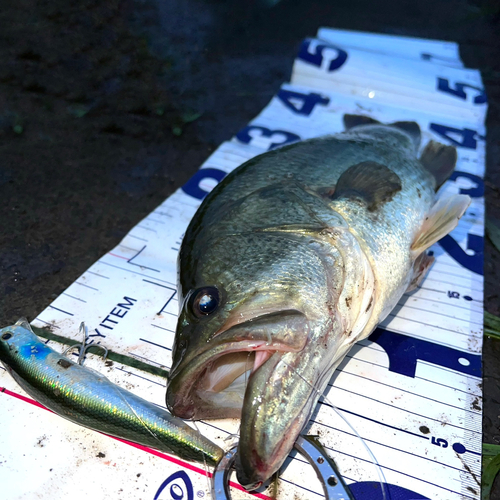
left=1, top=332, right=13, bottom=340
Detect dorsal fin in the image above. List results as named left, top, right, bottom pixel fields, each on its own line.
left=343, top=114, right=380, bottom=130
left=419, top=140, right=458, bottom=190
left=390, top=121, right=421, bottom=150
left=332, top=161, right=402, bottom=212
left=411, top=195, right=471, bottom=254
left=343, top=115, right=421, bottom=151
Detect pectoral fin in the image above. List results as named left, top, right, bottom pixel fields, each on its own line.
left=411, top=195, right=471, bottom=254
left=332, top=161, right=402, bottom=211
left=407, top=252, right=435, bottom=292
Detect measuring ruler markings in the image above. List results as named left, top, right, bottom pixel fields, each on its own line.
left=427, top=268, right=483, bottom=290
left=398, top=295, right=483, bottom=322
left=333, top=358, right=481, bottom=410
left=265, top=84, right=484, bottom=141
left=309, top=406, right=480, bottom=490
left=342, top=343, right=481, bottom=399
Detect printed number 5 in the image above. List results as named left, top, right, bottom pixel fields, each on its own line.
left=431, top=437, right=448, bottom=448
left=437, top=78, right=487, bottom=104
left=298, top=39, right=348, bottom=71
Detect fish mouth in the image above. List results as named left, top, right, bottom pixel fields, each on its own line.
left=166, top=310, right=309, bottom=420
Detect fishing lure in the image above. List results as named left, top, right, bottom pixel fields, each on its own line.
left=0, top=319, right=223, bottom=466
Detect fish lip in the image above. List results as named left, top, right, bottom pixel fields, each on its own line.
left=167, top=310, right=307, bottom=419
left=211, top=308, right=305, bottom=340
left=166, top=339, right=291, bottom=419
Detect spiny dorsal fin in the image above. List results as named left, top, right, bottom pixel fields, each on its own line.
left=390, top=121, right=421, bottom=150
left=411, top=195, right=471, bottom=254
left=419, top=140, right=458, bottom=190
left=332, top=161, right=402, bottom=212
left=343, top=115, right=421, bottom=150
left=343, top=114, right=380, bottom=130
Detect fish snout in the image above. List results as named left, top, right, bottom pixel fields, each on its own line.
left=165, top=387, right=195, bottom=419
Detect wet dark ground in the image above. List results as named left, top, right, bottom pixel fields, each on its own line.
left=0, top=0, right=499, bottom=497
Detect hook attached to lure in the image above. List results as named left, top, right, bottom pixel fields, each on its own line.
left=63, top=322, right=108, bottom=365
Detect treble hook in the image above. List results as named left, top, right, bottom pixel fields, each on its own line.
left=211, top=435, right=354, bottom=500
left=63, top=322, right=108, bottom=365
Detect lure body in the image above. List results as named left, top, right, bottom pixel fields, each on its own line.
left=0, top=321, right=223, bottom=466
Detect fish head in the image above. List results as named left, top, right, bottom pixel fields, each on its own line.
left=166, top=230, right=342, bottom=420
left=167, top=223, right=374, bottom=488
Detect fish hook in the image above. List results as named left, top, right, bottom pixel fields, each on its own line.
left=211, top=435, right=354, bottom=500
left=63, top=322, right=108, bottom=365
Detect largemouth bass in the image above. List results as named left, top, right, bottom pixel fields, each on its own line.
left=0, top=320, right=223, bottom=465
left=166, top=117, right=470, bottom=488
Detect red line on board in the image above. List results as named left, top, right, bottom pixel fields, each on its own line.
left=0, top=386, right=272, bottom=500
left=108, top=252, right=130, bottom=260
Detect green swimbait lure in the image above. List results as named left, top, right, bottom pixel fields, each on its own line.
left=0, top=320, right=223, bottom=466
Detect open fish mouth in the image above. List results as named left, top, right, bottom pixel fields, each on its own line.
left=166, top=310, right=309, bottom=420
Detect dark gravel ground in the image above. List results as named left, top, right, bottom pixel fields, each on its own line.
left=0, top=0, right=499, bottom=497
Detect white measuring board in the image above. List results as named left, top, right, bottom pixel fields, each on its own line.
left=0, top=28, right=486, bottom=500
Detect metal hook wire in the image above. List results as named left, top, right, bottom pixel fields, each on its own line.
left=63, top=322, right=108, bottom=365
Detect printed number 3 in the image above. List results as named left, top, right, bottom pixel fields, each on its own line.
left=236, top=125, right=300, bottom=150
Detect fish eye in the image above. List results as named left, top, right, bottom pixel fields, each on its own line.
left=190, top=286, right=220, bottom=318
left=1, top=332, right=13, bottom=340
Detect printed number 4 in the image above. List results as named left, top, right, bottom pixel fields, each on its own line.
left=429, top=123, right=482, bottom=150
left=277, top=89, right=330, bottom=116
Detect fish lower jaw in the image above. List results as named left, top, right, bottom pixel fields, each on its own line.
left=235, top=428, right=298, bottom=491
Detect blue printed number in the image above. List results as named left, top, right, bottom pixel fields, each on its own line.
left=449, top=171, right=484, bottom=198
left=277, top=89, right=330, bottom=116
left=438, top=234, right=484, bottom=276
left=369, top=328, right=482, bottom=378
left=298, top=39, right=348, bottom=71
left=154, top=471, right=194, bottom=500
left=437, top=78, right=487, bottom=104
left=349, top=481, right=431, bottom=500
left=182, top=168, right=226, bottom=201
left=236, top=125, right=300, bottom=150
left=429, top=123, right=480, bottom=150
left=431, top=437, right=448, bottom=448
